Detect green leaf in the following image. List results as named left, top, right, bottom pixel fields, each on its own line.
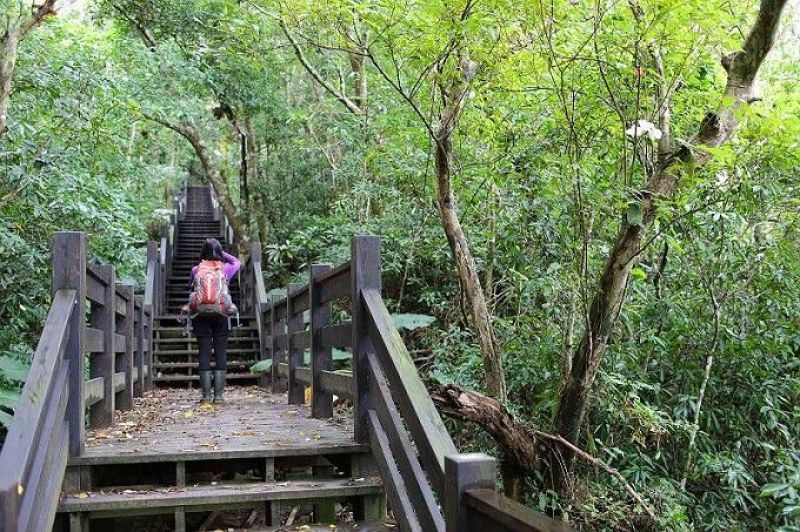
left=0, top=356, right=29, bottom=382
left=249, top=359, right=272, bottom=373
left=0, top=409, right=13, bottom=428
left=626, top=202, right=643, bottom=227
left=392, top=313, right=436, bottom=330
left=631, top=267, right=647, bottom=281
left=0, top=388, right=21, bottom=409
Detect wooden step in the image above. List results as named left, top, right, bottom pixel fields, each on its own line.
left=58, top=477, right=382, bottom=514
left=153, top=349, right=259, bottom=356
left=154, top=373, right=259, bottom=383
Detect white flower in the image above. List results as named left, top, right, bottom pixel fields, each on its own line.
left=716, top=170, right=730, bottom=186
left=625, top=119, right=663, bottom=141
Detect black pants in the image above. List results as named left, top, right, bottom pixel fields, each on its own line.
left=192, top=314, right=229, bottom=371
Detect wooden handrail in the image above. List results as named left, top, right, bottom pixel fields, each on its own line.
left=257, top=234, right=573, bottom=532
left=0, top=179, right=185, bottom=530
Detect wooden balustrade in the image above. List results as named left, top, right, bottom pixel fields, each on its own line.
left=0, top=184, right=184, bottom=530
left=254, top=235, right=573, bottom=532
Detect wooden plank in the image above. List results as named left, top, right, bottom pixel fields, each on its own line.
left=366, top=411, right=422, bottom=532
left=367, top=354, right=444, bottom=531
left=363, top=289, right=456, bottom=496
left=271, top=290, right=286, bottom=394
left=0, top=289, right=74, bottom=502
left=290, top=330, right=311, bottom=350
left=317, top=261, right=351, bottom=304
left=289, top=284, right=310, bottom=313
left=58, top=478, right=384, bottom=512
left=319, top=371, right=353, bottom=399
left=310, top=264, right=333, bottom=418
left=276, top=363, right=288, bottom=378
left=17, top=365, right=69, bottom=532
left=89, top=264, right=114, bottom=429
left=86, top=264, right=111, bottom=286
left=86, top=274, right=105, bottom=306
left=294, top=367, right=311, bottom=385
left=85, top=327, right=104, bottom=354
left=444, top=454, right=497, bottom=532
left=115, top=284, right=135, bottom=410
left=115, top=292, right=127, bottom=317
left=114, top=334, right=126, bottom=353
left=143, top=241, right=157, bottom=308
left=351, top=236, right=380, bottom=444
left=464, top=489, right=574, bottom=532
left=84, top=377, right=105, bottom=407
left=318, top=322, right=352, bottom=348
left=52, top=231, right=86, bottom=457
left=114, top=372, right=125, bottom=393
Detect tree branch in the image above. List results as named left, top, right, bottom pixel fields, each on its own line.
left=279, top=19, right=364, bottom=116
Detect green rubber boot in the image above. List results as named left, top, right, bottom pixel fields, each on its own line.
left=213, top=370, right=226, bottom=403
left=199, top=371, right=213, bottom=403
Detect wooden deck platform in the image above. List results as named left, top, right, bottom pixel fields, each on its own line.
left=74, top=387, right=362, bottom=465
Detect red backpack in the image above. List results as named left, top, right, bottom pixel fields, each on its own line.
left=189, top=261, right=232, bottom=316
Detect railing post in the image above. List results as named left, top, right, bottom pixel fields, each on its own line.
left=116, top=283, right=135, bottom=411
left=309, top=264, right=333, bottom=418
left=134, top=295, right=145, bottom=397
left=350, top=235, right=381, bottom=443
left=52, top=231, right=87, bottom=457
left=444, top=454, right=496, bottom=532
left=286, top=283, right=304, bottom=405
left=270, top=294, right=286, bottom=394
left=90, top=264, right=115, bottom=428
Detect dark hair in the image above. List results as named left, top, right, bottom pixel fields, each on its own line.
left=200, top=238, right=224, bottom=261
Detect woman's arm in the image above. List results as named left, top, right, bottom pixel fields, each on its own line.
left=222, top=251, right=241, bottom=280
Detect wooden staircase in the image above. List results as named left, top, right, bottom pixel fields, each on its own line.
left=0, top=182, right=572, bottom=532
left=153, top=185, right=259, bottom=386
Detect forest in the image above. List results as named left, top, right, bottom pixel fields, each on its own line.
left=1, top=0, right=798, bottom=530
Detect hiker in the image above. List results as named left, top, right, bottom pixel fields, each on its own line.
left=186, top=237, right=240, bottom=404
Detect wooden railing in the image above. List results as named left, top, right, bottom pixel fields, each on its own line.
left=255, top=235, right=571, bottom=532
left=0, top=233, right=155, bottom=530
left=0, top=185, right=184, bottom=531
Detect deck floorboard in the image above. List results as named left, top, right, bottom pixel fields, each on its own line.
left=74, top=387, right=359, bottom=464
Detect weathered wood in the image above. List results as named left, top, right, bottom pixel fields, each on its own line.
left=113, top=333, right=126, bottom=353
left=318, top=321, right=353, bottom=348
left=115, top=283, right=135, bottom=410
left=290, top=329, right=312, bottom=350
left=364, top=289, right=456, bottom=495
left=113, top=372, right=125, bottom=393
left=289, top=284, right=311, bottom=313
left=351, top=236, right=381, bottom=444
left=84, top=377, right=105, bottom=407
left=134, top=295, right=145, bottom=397
left=85, top=327, right=104, bottom=353
left=464, top=489, right=574, bottom=532
left=310, top=264, right=333, bottom=418
left=319, top=371, right=353, bottom=399
left=59, top=477, right=384, bottom=513
left=89, top=264, right=115, bottom=429
left=317, top=260, right=351, bottom=303
left=114, top=291, right=127, bottom=317
left=366, top=411, right=422, bottom=532
left=86, top=273, right=105, bottom=306
left=287, top=283, right=305, bottom=405
left=251, top=243, right=270, bottom=388
left=367, top=353, right=444, bottom=531
left=444, top=454, right=496, bottom=532
left=294, top=366, right=311, bottom=385
left=75, top=388, right=365, bottom=465
left=87, top=263, right=111, bottom=285
left=271, top=292, right=286, bottom=394
left=52, top=231, right=86, bottom=457
left=17, top=365, right=69, bottom=532
left=0, top=289, right=74, bottom=523
left=276, top=362, right=289, bottom=378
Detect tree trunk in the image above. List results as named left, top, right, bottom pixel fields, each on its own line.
left=552, top=0, right=788, bottom=482
left=145, top=115, right=248, bottom=247
left=435, top=105, right=506, bottom=401
left=0, top=1, right=58, bottom=138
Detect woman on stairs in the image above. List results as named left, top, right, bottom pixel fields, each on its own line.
left=187, top=237, right=240, bottom=404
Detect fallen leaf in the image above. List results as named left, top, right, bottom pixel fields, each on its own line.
left=75, top=492, right=89, bottom=499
